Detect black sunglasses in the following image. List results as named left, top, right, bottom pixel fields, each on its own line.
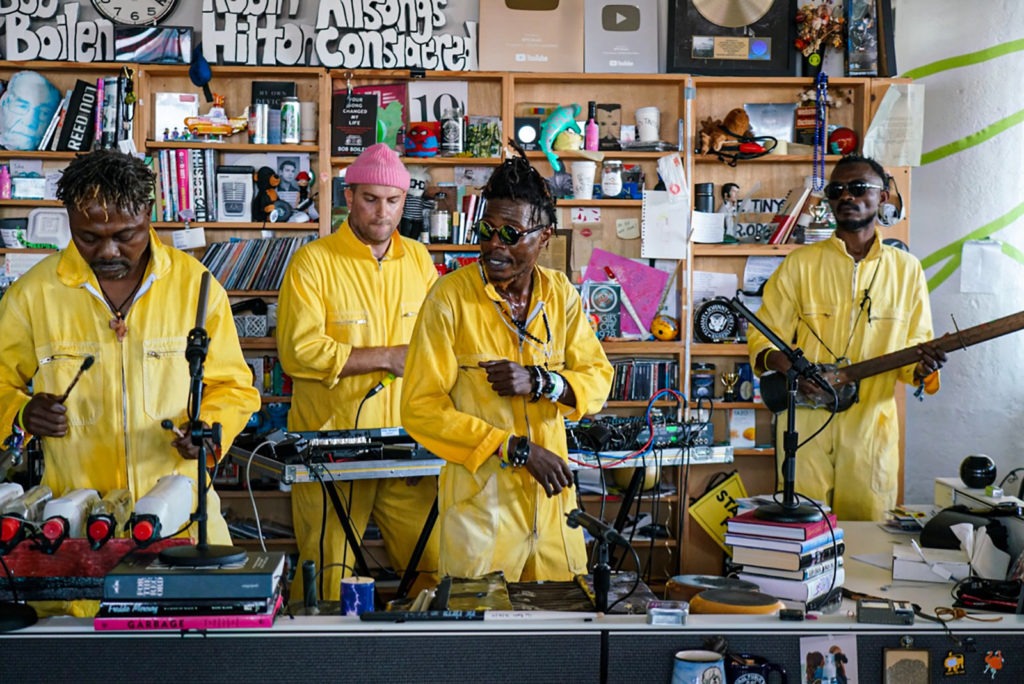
left=476, top=219, right=545, bottom=246
left=824, top=180, right=885, bottom=200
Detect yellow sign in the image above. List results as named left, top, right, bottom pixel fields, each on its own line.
left=689, top=472, right=747, bottom=553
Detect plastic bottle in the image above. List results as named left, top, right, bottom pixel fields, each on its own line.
left=39, top=488, right=100, bottom=553
left=584, top=101, right=599, bottom=152
left=0, top=485, right=53, bottom=553
left=130, top=474, right=194, bottom=546
left=87, top=487, right=134, bottom=550
left=0, top=165, right=11, bottom=200
left=0, top=482, right=24, bottom=511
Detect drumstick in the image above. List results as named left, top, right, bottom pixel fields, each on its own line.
left=57, top=355, right=95, bottom=403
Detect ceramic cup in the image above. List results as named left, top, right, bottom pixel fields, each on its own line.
left=673, top=650, right=725, bottom=684
left=571, top=160, right=597, bottom=200
left=635, top=106, right=660, bottom=142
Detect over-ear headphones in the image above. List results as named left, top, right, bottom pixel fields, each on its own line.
left=877, top=174, right=905, bottom=227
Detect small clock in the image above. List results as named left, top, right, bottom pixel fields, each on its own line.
left=92, top=0, right=179, bottom=26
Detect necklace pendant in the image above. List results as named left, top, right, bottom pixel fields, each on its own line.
left=109, top=316, right=127, bottom=342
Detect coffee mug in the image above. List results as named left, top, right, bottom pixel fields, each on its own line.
left=726, top=653, right=787, bottom=684
left=673, top=650, right=725, bottom=684
left=570, top=160, right=597, bottom=200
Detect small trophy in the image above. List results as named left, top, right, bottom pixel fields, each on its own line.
left=721, top=371, right=740, bottom=402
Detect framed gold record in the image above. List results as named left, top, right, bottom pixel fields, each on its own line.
left=667, top=0, right=797, bottom=76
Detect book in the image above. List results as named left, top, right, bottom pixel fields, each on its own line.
left=737, top=567, right=845, bottom=603
left=331, top=91, right=378, bottom=156
left=726, top=509, right=839, bottom=541
left=731, top=541, right=845, bottom=572
left=735, top=556, right=843, bottom=582
left=767, top=185, right=811, bottom=245
left=94, top=592, right=282, bottom=631
left=352, top=83, right=407, bottom=152
left=103, top=550, right=285, bottom=600
left=56, top=79, right=99, bottom=152
left=725, top=527, right=844, bottom=554
left=251, top=81, right=297, bottom=145
left=98, top=591, right=279, bottom=618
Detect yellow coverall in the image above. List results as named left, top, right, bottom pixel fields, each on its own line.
left=277, top=224, right=439, bottom=600
left=0, top=231, right=260, bottom=614
left=747, top=236, right=937, bottom=521
left=402, top=263, right=613, bottom=581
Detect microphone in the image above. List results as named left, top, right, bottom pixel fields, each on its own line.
left=566, top=509, right=628, bottom=546
left=363, top=372, right=397, bottom=400
left=186, top=272, right=211, bottom=374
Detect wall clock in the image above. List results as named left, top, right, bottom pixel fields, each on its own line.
left=92, top=0, right=180, bottom=26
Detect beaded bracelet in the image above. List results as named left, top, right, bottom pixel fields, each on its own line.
left=529, top=366, right=544, bottom=403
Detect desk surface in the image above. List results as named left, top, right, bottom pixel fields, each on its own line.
left=4, top=522, right=1024, bottom=682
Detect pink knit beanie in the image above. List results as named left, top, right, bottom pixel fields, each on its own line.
left=345, top=143, right=410, bottom=189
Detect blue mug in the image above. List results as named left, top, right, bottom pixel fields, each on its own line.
left=673, top=650, right=725, bottom=684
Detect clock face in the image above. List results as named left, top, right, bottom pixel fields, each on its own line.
left=92, top=0, right=179, bottom=26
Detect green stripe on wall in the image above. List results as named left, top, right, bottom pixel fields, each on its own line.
left=903, top=38, right=1024, bottom=80
left=921, top=107, right=1024, bottom=165
left=921, top=199, right=1024, bottom=290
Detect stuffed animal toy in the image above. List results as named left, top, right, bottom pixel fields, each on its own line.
left=400, top=165, right=431, bottom=238
left=698, top=108, right=753, bottom=155
left=253, top=166, right=293, bottom=223
left=539, top=104, right=581, bottom=172
left=406, top=122, right=439, bottom=157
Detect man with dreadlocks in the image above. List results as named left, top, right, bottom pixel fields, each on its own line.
left=0, top=150, right=259, bottom=584
left=402, top=141, right=613, bottom=581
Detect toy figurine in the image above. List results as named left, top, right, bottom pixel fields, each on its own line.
left=253, top=166, right=293, bottom=223
left=539, top=104, right=581, bottom=172
left=406, top=122, right=439, bottom=157
left=401, top=165, right=431, bottom=238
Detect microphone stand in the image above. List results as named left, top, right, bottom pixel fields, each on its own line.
left=161, top=273, right=247, bottom=566
left=725, top=295, right=824, bottom=523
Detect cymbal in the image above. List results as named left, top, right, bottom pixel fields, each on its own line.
left=692, top=0, right=773, bottom=28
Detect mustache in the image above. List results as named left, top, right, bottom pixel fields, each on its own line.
left=91, top=260, right=130, bottom=270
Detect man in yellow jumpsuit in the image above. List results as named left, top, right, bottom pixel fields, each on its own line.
left=402, top=144, right=613, bottom=581
left=277, top=143, right=439, bottom=601
left=0, top=150, right=260, bottom=613
left=747, top=155, right=946, bottom=521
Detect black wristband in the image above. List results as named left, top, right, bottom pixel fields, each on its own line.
left=529, top=366, right=543, bottom=402
left=540, top=367, right=555, bottom=397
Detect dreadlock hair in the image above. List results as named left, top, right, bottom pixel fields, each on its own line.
left=57, top=149, right=155, bottom=219
left=482, top=139, right=558, bottom=229
left=834, top=153, right=890, bottom=189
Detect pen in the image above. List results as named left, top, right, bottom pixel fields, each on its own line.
left=602, top=266, right=651, bottom=339
left=910, top=538, right=952, bottom=580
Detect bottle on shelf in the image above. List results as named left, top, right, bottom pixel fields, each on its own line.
left=584, top=101, right=599, bottom=152
left=0, top=165, right=11, bottom=200
left=429, top=192, right=451, bottom=244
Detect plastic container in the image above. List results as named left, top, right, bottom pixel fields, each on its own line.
left=130, top=474, right=194, bottom=545
left=695, top=182, right=715, bottom=213
left=87, top=487, right=134, bottom=549
left=601, top=160, right=623, bottom=198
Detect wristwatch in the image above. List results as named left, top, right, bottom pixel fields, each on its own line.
left=509, top=436, right=530, bottom=467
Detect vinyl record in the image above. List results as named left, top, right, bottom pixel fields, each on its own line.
left=692, top=0, right=773, bottom=28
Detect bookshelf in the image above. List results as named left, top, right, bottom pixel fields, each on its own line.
left=0, top=61, right=910, bottom=582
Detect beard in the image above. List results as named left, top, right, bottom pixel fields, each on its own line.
left=834, top=211, right=876, bottom=232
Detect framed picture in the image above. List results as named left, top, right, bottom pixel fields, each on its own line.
left=884, top=648, right=930, bottom=684
left=845, top=0, right=880, bottom=76
left=666, top=0, right=797, bottom=76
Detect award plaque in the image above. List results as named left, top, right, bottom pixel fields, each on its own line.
left=667, top=0, right=797, bottom=76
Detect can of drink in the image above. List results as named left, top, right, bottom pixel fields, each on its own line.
left=440, top=107, right=464, bottom=155
left=280, top=96, right=300, bottom=144
left=341, top=576, right=374, bottom=616
left=249, top=103, right=269, bottom=144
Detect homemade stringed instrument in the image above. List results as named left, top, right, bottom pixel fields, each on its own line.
left=760, top=308, right=1024, bottom=413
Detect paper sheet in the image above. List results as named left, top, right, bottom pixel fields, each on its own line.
left=582, top=248, right=671, bottom=335
left=862, top=83, right=926, bottom=167
left=960, top=239, right=1004, bottom=293
left=641, top=189, right=688, bottom=259
left=691, top=270, right=738, bottom=304
left=690, top=210, right=725, bottom=244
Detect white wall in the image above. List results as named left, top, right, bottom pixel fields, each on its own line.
left=896, top=0, right=1024, bottom=502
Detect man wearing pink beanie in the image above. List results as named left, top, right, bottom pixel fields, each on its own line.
left=277, top=143, right=440, bottom=600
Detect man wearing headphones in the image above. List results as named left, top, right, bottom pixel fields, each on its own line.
left=747, top=155, right=946, bottom=521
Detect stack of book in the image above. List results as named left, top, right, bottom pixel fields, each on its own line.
left=724, top=509, right=845, bottom=608
left=95, top=551, right=286, bottom=631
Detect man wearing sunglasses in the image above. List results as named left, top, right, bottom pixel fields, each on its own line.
left=402, top=143, right=613, bottom=582
left=747, top=154, right=946, bottom=521
left=277, top=143, right=440, bottom=601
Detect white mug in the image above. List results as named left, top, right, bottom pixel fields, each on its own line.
left=299, top=101, right=318, bottom=143
left=571, top=161, right=597, bottom=200
left=635, top=106, right=661, bottom=142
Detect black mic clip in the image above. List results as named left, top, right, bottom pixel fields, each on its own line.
left=566, top=509, right=628, bottom=547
